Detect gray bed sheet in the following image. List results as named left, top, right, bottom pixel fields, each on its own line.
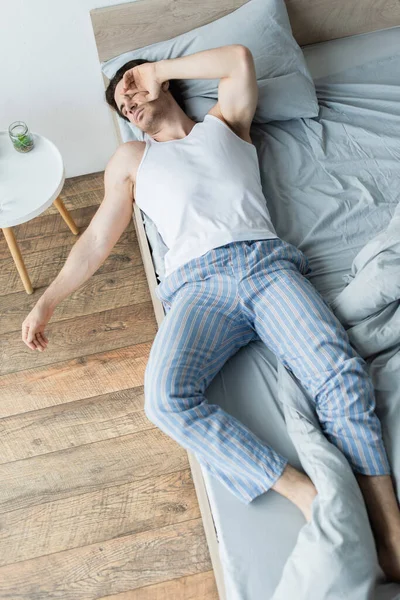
left=120, top=27, right=400, bottom=599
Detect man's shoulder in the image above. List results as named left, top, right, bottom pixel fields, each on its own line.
left=113, top=140, right=146, bottom=183
left=117, top=140, right=146, bottom=156
left=115, top=140, right=146, bottom=160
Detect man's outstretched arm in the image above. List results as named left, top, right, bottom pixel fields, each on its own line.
left=21, top=143, right=136, bottom=351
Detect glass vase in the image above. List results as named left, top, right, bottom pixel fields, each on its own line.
left=8, top=121, right=34, bottom=153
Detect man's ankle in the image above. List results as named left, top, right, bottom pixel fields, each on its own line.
left=272, top=463, right=317, bottom=521
left=355, top=473, right=400, bottom=547
left=271, top=463, right=314, bottom=502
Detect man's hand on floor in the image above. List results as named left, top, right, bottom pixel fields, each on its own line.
left=22, top=300, right=53, bottom=351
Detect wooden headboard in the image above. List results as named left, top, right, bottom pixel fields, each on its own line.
left=90, top=0, right=400, bottom=62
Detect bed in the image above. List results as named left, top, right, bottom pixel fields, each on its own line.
left=90, top=2, right=400, bottom=598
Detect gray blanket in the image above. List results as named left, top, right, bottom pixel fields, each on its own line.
left=273, top=201, right=400, bottom=599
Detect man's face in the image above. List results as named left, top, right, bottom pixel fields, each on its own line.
left=114, top=78, right=168, bottom=132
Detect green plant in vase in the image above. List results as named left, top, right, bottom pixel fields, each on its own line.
left=14, top=132, right=34, bottom=153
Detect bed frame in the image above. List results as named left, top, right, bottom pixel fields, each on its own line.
left=89, top=2, right=400, bottom=597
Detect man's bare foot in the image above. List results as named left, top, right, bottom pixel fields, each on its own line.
left=272, top=463, right=317, bottom=522
left=377, top=535, right=400, bottom=582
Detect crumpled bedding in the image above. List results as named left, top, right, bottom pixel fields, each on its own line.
left=273, top=201, right=400, bottom=599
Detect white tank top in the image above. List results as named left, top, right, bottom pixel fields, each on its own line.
left=134, top=113, right=278, bottom=278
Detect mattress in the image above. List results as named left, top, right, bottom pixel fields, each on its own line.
left=118, top=26, right=400, bottom=599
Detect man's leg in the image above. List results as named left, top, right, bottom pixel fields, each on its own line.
left=355, top=474, right=400, bottom=581
left=144, top=274, right=290, bottom=505
left=271, top=463, right=318, bottom=522
left=240, top=242, right=400, bottom=580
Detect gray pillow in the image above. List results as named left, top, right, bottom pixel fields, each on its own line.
left=102, top=0, right=318, bottom=141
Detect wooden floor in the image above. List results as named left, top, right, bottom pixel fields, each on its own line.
left=0, top=172, right=218, bottom=599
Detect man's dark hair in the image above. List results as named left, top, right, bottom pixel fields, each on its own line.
left=105, top=59, right=186, bottom=121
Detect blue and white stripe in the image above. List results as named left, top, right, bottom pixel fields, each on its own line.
left=144, top=238, right=391, bottom=505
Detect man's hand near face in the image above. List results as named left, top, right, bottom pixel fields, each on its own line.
left=121, top=62, right=163, bottom=104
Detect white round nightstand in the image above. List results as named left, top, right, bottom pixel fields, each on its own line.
left=0, top=131, right=79, bottom=294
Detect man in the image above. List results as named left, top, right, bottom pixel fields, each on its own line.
left=22, top=45, right=400, bottom=580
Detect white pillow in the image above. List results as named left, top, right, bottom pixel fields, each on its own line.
left=102, top=0, right=318, bottom=141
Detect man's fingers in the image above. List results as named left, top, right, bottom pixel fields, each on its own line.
left=22, top=309, right=51, bottom=351
left=122, top=72, right=134, bottom=92
left=32, top=338, right=42, bottom=351
left=123, top=86, right=136, bottom=95
left=37, top=333, right=48, bottom=347
left=26, top=329, right=43, bottom=351
left=25, top=338, right=38, bottom=351
left=32, top=335, right=45, bottom=351
left=24, top=339, right=37, bottom=350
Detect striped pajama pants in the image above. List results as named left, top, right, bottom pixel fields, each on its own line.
left=144, top=237, right=391, bottom=505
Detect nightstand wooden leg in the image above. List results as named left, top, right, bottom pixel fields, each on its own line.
left=53, top=195, right=79, bottom=235
left=2, top=227, right=34, bottom=294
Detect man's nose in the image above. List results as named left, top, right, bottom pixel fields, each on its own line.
left=127, top=101, right=138, bottom=116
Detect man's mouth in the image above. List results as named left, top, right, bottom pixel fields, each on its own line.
left=134, top=107, right=144, bottom=122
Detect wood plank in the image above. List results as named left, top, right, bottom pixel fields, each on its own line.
left=0, top=215, right=90, bottom=260
left=286, top=0, right=400, bottom=46
left=0, top=518, right=212, bottom=598
left=0, top=387, right=147, bottom=463
left=0, top=427, right=189, bottom=514
left=0, top=470, right=201, bottom=567
left=1, top=301, right=157, bottom=376
left=43, top=188, right=105, bottom=215
left=0, top=166, right=220, bottom=600
left=90, top=0, right=400, bottom=64
left=0, top=172, right=218, bottom=600
left=0, top=234, right=143, bottom=296
left=91, top=0, right=246, bottom=62
left=0, top=342, right=153, bottom=417
left=98, top=571, right=218, bottom=600
left=0, top=204, right=97, bottom=244
left=0, top=265, right=151, bottom=335
left=60, top=171, right=104, bottom=197
left=0, top=206, right=99, bottom=260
